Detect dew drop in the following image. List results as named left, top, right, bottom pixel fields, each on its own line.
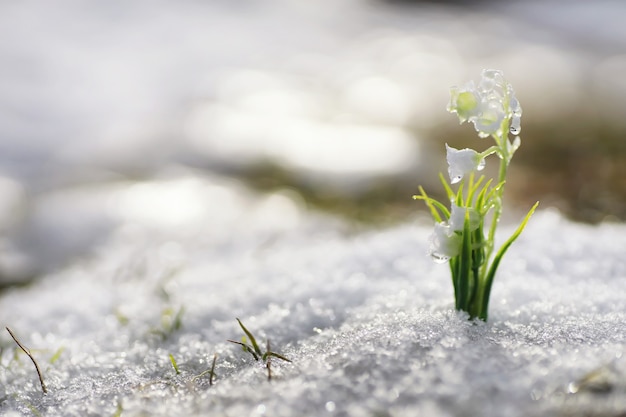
left=510, top=116, right=521, bottom=135
left=431, top=253, right=450, bottom=264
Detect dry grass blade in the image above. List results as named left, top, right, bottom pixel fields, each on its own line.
left=6, top=327, right=48, bottom=394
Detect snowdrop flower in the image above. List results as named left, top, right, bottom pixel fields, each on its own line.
left=447, top=81, right=481, bottom=123
left=448, top=69, right=521, bottom=139
left=448, top=203, right=480, bottom=232
left=428, top=222, right=461, bottom=262
left=446, top=144, right=485, bottom=184
left=416, top=69, right=537, bottom=320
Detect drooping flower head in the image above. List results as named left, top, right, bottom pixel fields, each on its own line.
left=447, top=69, right=522, bottom=139
left=428, top=203, right=480, bottom=262
left=428, top=222, right=461, bottom=262
left=445, top=144, right=486, bottom=184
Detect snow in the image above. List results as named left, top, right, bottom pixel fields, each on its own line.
left=0, top=177, right=625, bottom=416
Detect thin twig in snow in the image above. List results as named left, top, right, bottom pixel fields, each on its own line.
left=6, top=327, right=48, bottom=394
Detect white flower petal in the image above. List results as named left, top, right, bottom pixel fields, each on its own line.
left=428, top=222, right=460, bottom=262
left=449, top=203, right=481, bottom=232
left=446, top=144, right=485, bottom=184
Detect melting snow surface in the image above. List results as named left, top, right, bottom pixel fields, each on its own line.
left=0, top=178, right=624, bottom=417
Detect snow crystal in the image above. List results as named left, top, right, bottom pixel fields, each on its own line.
left=1, top=186, right=625, bottom=416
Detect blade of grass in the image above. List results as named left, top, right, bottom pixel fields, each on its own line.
left=192, top=353, right=218, bottom=385
left=264, top=351, right=292, bottom=363
left=227, top=340, right=259, bottom=361
left=266, top=340, right=272, bottom=381
left=236, top=318, right=262, bottom=357
left=6, top=327, right=47, bottom=394
left=169, top=354, right=180, bottom=375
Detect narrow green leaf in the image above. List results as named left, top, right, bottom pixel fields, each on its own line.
left=482, top=180, right=506, bottom=208
left=173, top=306, right=185, bottom=332
left=438, top=172, right=455, bottom=200
left=457, top=210, right=472, bottom=311
left=466, top=174, right=485, bottom=207
left=169, top=353, right=180, bottom=375
left=227, top=340, right=260, bottom=361
left=480, top=201, right=539, bottom=320
left=236, top=318, right=263, bottom=356
left=264, top=351, right=292, bottom=363
left=414, top=187, right=449, bottom=222
left=475, top=178, right=494, bottom=212
left=455, top=181, right=465, bottom=207
left=49, top=347, right=64, bottom=364
left=449, top=256, right=459, bottom=309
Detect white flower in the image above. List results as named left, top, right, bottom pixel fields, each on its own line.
left=472, top=100, right=505, bottom=138
left=428, top=204, right=481, bottom=263
left=446, top=144, right=485, bottom=184
left=448, top=203, right=480, bottom=232
left=448, top=69, right=521, bottom=138
left=447, top=81, right=481, bottom=123
left=428, top=222, right=461, bottom=262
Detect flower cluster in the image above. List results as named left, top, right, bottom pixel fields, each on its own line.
left=415, top=69, right=538, bottom=321
left=448, top=69, right=522, bottom=139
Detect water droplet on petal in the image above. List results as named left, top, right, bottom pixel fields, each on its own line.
left=510, top=115, right=521, bottom=135
left=431, top=253, right=450, bottom=264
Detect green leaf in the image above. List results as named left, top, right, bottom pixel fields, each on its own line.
left=479, top=201, right=539, bottom=320
left=263, top=351, right=292, bottom=363
left=456, top=209, right=473, bottom=311
left=49, top=347, right=64, bottom=364
left=413, top=187, right=449, bottom=222
left=455, top=181, right=465, bottom=207
left=482, top=180, right=505, bottom=209
left=236, top=318, right=262, bottom=357
left=227, top=340, right=259, bottom=361
left=475, top=178, right=494, bottom=212
left=466, top=174, right=485, bottom=207
left=169, top=353, right=180, bottom=375
left=438, top=172, right=455, bottom=201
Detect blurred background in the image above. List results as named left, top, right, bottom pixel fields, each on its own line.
left=1, top=0, right=625, bottom=284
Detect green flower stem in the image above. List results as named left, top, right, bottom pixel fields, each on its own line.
left=449, top=257, right=460, bottom=309
left=458, top=212, right=472, bottom=310
left=482, top=115, right=510, bottom=278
